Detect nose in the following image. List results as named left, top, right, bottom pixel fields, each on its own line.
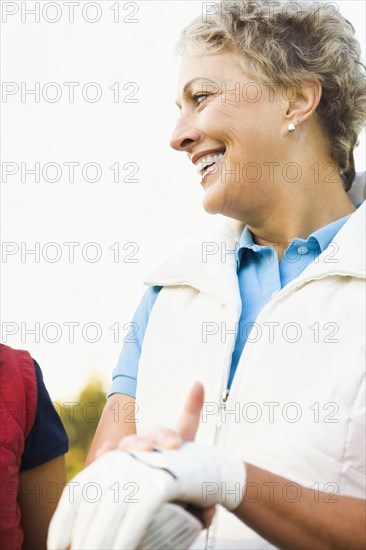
left=170, top=115, right=201, bottom=152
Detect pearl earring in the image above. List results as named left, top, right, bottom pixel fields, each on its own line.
left=288, top=122, right=296, bottom=133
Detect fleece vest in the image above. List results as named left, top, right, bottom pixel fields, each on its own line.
left=0, top=345, right=37, bottom=550
left=136, top=196, right=365, bottom=549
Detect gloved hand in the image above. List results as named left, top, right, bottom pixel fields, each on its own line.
left=47, top=441, right=246, bottom=550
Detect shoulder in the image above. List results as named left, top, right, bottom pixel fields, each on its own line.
left=0, top=344, right=37, bottom=438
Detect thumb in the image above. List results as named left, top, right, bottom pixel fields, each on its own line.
left=176, top=381, right=204, bottom=441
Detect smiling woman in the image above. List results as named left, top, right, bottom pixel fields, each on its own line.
left=48, top=1, right=366, bottom=549
left=175, top=1, right=365, bottom=192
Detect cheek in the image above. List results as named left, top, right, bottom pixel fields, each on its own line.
left=200, top=98, right=279, bottom=163
left=200, top=100, right=245, bottom=141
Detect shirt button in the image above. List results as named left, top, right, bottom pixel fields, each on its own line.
left=271, top=290, right=279, bottom=299
left=297, top=245, right=309, bottom=255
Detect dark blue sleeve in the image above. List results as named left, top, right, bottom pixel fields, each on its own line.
left=20, top=360, right=69, bottom=471
left=109, top=285, right=162, bottom=398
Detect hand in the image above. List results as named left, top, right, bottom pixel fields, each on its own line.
left=48, top=442, right=245, bottom=549
left=96, top=382, right=216, bottom=534
left=115, top=382, right=217, bottom=531
left=118, top=380, right=206, bottom=451
left=47, top=383, right=246, bottom=549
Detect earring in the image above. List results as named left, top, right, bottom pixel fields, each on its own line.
left=288, top=122, right=296, bottom=133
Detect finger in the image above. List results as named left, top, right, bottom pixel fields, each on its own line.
left=72, top=460, right=129, bottom=549
left=147, top=426, right=183, bottom=449
left=176, top=381, right=204, bottom=441
left=70, top=452, right=136, bottom=549
left=118, top=434, right=156, bottom=451
left=112, top=489, right=163, bottom=550
left=201, top=506, right=216, bottom=529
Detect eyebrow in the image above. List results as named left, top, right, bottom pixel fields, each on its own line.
left=175, top=78, right=218, bottom=108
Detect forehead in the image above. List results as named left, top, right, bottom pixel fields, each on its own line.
left=176, top=49, right=246, bottom=98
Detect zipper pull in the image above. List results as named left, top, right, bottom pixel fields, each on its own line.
left=221, top=388, right=230, bottom=408
left=221, top=389, right=230, bottom=408
left=216, top=389, right=230, bottom=431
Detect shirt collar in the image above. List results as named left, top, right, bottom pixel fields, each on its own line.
left=235, top=225, right=262, bottom=268
left=235, top=210, right=355, bottom=269
left=307, top=211, right=354, bottom=252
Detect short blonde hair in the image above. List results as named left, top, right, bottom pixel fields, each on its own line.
left=176, top=0, right=366, bottom=191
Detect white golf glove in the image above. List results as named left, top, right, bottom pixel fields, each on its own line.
left=47, top=441, right=246, bottom=550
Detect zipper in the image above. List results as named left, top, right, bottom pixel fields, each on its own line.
left=204, top=303, right=239, bottom=550
left=205, top=388, right=230, bottom=550
left=214, top=389, right=230, bottom=445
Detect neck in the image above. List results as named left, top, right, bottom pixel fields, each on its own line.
left=247, top=178, right=356, bottom=263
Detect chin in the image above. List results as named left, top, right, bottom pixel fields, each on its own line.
left=202, top=194, right=223, bottom=215
left=202, top=184, right=231, bottom=215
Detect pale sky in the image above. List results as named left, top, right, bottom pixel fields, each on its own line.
left=2, top=1, right=365, bottom=401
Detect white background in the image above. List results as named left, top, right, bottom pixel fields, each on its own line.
left=1, top=1, right=365, bottom=400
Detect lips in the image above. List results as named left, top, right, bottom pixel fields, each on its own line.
left=191, top=148, right=226, bottom=166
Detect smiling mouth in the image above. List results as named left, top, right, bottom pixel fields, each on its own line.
left=197, top=151, right=226, bottom=177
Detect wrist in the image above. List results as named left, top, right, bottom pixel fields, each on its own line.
left=214, top=447, right=246, bottom=511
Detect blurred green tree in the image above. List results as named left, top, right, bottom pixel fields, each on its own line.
left=56, top=378, right=107, bottom=479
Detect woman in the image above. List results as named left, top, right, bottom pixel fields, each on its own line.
left=48, top=1, right=365, bottom=548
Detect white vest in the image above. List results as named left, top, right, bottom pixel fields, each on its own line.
left=136, top=191, right=365, bottom=549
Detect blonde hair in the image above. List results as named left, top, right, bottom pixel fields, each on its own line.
left=176, top=0, right=366, bottom=191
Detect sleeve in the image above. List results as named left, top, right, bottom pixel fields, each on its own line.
left=20, top=361, right=69, bottom=471
left=108, top=285, right=162, bottom=398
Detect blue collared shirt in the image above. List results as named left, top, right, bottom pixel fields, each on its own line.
left=109, top=211, right=355, bottom=397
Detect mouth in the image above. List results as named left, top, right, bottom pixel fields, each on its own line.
left=196, top=150, right=226, bottom=178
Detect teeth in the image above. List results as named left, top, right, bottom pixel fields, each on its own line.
left=195, top=152, right=225, bottom=175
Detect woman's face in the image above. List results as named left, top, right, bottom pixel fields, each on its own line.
left=171, top=49, right=291, bottom=222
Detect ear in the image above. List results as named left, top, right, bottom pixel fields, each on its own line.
left=281, top=80, right=322, bottom=136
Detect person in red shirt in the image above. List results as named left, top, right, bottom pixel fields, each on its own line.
left=0, top=344, right=68, bottom=550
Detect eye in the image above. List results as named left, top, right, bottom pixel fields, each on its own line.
left=192, top=93, right=209, bottom=106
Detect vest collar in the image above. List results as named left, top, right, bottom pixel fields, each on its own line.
left=144, top=216, right=244, bottom=307
left=144, top=201, right=365, bottom=306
